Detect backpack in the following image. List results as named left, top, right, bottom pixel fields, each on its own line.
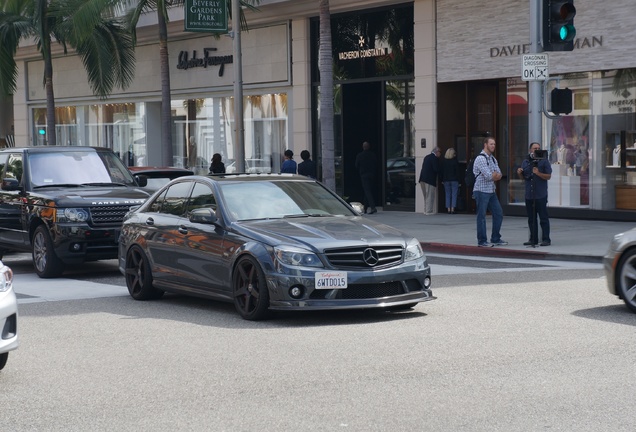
left=464, top=154, right=486, bottom=189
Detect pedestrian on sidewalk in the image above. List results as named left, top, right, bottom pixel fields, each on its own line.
left=297, top=150, right=317, bottom=179
left=419, top=146, right=440, bottom=215
left=473, top=137, right=507, bottom=247
left=517, top=142, right=552, bottom=246
left=281, top=149, right=297, bottom=174
left=441, top=148, right=460, bottom=214
left=355, top=141, right=378, bottom=214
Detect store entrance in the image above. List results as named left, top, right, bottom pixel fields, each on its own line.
left=339, top=80, right=416, bottom=212
left=342, top=81, right=383, bottom=208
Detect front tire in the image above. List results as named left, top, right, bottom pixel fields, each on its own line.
left=617, top=249, right=636, bottom=313
left=232, top=256, right=270, bottom=320
left=0, top=352, right=8, bottom=371
left=125, top=245, right=164, bottom=300
left=32, top=225, right=64, bottom=278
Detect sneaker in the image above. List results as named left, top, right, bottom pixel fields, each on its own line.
left=523, top=241, right=538, bottom=246
left=478, top=242, right=494, bottom=247
left=540, top=241, right=551, bottom=246
left=491, top=240, right=508, bottom=246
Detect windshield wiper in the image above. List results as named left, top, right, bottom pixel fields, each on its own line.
left=32, top=183, right=87, bottom=189
left=283, top=214, right=309, bottom=218
left=81, top=182, right=127, bottom=187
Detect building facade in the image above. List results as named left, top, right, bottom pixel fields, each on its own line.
left=3, top=0, right=636, bottom=220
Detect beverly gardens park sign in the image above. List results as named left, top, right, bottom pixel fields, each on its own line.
left=184, top=0, right=228, bottom=33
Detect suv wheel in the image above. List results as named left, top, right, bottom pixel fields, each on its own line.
left=32, top=225, right=64, bottom=278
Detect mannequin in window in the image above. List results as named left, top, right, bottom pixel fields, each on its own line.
left=557, top=143, right=566, bottom=164
left=613, top=143, right=621, bottom=167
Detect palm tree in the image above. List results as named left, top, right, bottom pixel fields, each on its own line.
left=0, top=0, right=136, bottom=146
left=319, top=0, right=335, bottom=191
left=126, top=0, right=259, bottom=167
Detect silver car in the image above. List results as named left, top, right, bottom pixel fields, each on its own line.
left=0, top=260, right=17, bottom=370
left=604, top=228, right=636, bottom=312
left=118, top=174, right=435, bottom=320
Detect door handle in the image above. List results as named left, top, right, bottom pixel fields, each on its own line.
left=145, top=217, right=154, bottom=226
left=178, top=225, right=188, bottom=235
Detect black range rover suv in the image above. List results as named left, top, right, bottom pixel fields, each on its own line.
left=0, top=146, right=150, bottom=277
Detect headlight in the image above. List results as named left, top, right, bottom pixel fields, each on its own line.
left=404, top=238, right=425, bottom=262
left=0, top=263, right=13, bottom=293
left=274, top=246, right=323, bottom=268
left=56, top=208, right=89, bottom=222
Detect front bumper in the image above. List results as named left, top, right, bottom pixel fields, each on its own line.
left=0, top=287, right=18, bottom=354
left=265, top=259, right=435, bottom=311
left=52, top=223, right=120, bottom=264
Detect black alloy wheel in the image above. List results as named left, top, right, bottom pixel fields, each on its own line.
left=32, top=225, right=64, bottom=278
left=125, top=245, right=164, bottom=300
left=232, top=256, right=270, bottom=320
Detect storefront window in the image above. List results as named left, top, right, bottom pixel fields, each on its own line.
left=171, top=93, right=288, bottom=175
left=32, top=103, right=146, bottom=166
left=507, top=68, right=636, bottom=212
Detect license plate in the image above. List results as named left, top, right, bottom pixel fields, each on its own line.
left=315, top=271, right=348, bottom=289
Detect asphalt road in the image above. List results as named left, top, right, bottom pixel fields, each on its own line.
left=2, top=255, right=634, bottom=431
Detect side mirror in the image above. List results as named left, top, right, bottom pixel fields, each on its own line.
left=1, top=178, right=20, bottom=191
left=189, top=207, right=218, bottom=225
left=349, top=201, right=365, bottom=215
left=135, top=175, right=148, bottom=187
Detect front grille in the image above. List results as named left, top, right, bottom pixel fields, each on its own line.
left=324, top=245, right=403, bottom=269
left=310, top=280, right=426, bottom=300
left=89, top=205, right=133, bottom=226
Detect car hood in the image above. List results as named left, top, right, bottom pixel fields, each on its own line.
left=235, top=216, right=413, bottom=250
left=31, top=186, right=149, bottom=206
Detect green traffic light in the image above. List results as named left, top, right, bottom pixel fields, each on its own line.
left=559, top=24, right=576, bottom=42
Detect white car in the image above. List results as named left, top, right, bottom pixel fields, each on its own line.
left=0, top=261, right=17, bottom=370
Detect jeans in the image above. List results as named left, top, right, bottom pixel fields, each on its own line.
left=443, top=181, right=459, bottom=208
left=525, top=197, right=550, bottom=243
left=474, top=191, right=503, bottom=244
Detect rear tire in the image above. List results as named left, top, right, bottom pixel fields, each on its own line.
left=616, top=249, right=636, bottom=313
left=32, top=225, right=64, bottom=278
left=125, top=245, right=164, bottom=300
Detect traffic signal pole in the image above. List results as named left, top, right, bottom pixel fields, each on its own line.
left=529, top=0, right=543, bottom=145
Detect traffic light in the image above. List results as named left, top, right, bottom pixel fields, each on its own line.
left=551, top=88, right=573, bottom=115
left=543, top=0, right=576, bottom=52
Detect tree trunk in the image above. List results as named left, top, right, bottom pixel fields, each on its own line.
left=158, top=11, right=173, bottom=166
left=319, top=0, right=335, bottom=191
left=43, top=36, right=56, bottom=146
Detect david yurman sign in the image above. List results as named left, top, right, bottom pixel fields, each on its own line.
left=184, top=0, right=227, bottom=33
left=177, top=48, right=233, bottom=76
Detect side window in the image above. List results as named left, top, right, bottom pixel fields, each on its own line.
left=186, top=182, right=216, bottom=215
left=161, top=181, right=193, bottom=216
left=148, top=188, right=168, bottom=213
left=0, top=154, right=8, bottom=179
left=5, top=154, right=23, bottom=183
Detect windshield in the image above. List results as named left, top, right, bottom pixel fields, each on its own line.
left=28, top=150, right=136, bottom=188
left=219, top=180, right=356, bottom=221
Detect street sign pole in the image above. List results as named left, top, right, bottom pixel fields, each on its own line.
left=231, top=0, right=245, bottom=173
left=529, top=0, right=543, bottom=145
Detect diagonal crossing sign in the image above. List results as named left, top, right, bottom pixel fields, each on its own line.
left=521, top=54, right=549, bottom=81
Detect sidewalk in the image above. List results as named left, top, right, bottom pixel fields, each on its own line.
left=368, top=210, right=636, bottom=263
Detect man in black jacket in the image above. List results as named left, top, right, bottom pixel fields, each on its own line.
left=418, top=147, right=441, bottom=214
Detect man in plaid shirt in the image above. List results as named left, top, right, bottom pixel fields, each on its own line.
left=472, top=137, right=507, bottom=247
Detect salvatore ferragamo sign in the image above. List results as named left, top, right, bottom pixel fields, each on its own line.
left=176, top=47, right=233, bottom=76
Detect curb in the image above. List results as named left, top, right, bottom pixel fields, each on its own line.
left=420, top=242, right=602, bottom=264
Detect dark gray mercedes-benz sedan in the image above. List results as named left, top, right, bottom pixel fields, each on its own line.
left=118, top=174, right=434, bottom=320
